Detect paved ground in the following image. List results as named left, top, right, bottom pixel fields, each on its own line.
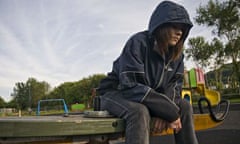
left=150, top=103, right=240, bottom=144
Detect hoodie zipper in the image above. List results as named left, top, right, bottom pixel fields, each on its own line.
left=155, top=61, right=178, bottom=102
left=155, top=61, right=170, bottom=89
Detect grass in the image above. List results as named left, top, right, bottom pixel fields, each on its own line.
left=228, top=98, right=240, bottom=103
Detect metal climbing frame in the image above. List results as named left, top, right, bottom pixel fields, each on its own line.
left=36, top=99, right=69, bottom=116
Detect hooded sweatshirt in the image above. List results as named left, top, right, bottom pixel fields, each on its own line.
left=98, top=1, right=193, bottom=122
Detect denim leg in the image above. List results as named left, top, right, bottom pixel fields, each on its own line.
left=174, top=99, right=199, bottom=144
left=100, top=91, right=151, bottom=144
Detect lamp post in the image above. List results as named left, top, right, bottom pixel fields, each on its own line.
left=28, top=82, right=32, bottom=114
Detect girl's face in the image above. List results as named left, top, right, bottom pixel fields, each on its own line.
left=167, top=23, right=184, bottom=46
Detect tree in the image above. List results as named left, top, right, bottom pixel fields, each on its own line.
left=195, top=0, right=240, bottom=84
left=11, top=82, right=29, bottom=110
left=210, top=38, right=226, bottom=89
left=185, top=36, right=212, bottom=69
left=26, top=78, right=51, bottom=108
left=46, top=74, right=106, bottom=108
left=5, top=99, right=17, bottom=108
left=11, top=78, right=51, bottom=110
left=0, top=96, right=6, bottom=108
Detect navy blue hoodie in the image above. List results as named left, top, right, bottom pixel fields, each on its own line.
left=98, top=1, right=193, bottom=122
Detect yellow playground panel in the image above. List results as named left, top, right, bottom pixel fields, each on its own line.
left=182, top=89, right=192, bottom=104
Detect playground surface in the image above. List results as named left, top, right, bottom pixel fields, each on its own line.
left=150, top=103, right=240, bottom=144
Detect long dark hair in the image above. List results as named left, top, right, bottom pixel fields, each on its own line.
left=153, top=23, right=188, bottom=61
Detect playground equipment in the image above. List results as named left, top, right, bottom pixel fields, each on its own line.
left=186, top=68, right=220, bottom=106
left=182, top=68, right=229, bottom=122
left=36, top=99, right=69, bottom=116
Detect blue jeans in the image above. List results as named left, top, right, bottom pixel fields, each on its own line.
left=100, top=91, right=198, bottom=144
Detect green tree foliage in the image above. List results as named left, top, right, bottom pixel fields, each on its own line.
left=186, top=37, right=225, bottom=67
left=0, top=96, right=6, bottom=108
left=210, top=38, right=226, bottom=89
left=194, top=0, right=240, bottom=83
left=195, top=0, right=239, bottom=36
left=5, top=99, right=17, bottom=108
left=9, top=74, right=106, bottom=110
left=47, top=74, right=106, bottom=108
left=11, top=78, right=51, bottom=110
left=185, top=37, right=212, bottom=68
left=27, top=78, right=51, bottom=107
left=11, top=82, right=28, bottom=110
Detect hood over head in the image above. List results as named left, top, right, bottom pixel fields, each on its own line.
left=148, top=1, right=193, bottom=39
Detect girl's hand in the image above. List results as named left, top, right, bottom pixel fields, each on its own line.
left=169, top=117, right=182, bottom=133
left=153, top=118, right=169, bottom=133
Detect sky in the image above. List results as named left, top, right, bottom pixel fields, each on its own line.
left=0, top=0, right=215, bottom=102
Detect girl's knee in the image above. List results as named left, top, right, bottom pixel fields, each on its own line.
left=128, top=103, right=151, bottom=121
